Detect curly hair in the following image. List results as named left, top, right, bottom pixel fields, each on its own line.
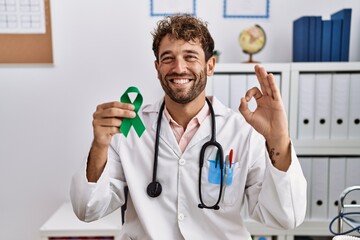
left=152, top=14, right=215, bottom=62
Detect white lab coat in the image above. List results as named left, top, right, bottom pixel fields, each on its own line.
left=70, top=96, right=307, bottom=240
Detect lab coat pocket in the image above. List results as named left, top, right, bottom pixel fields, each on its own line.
left=203, top=160, right=240, bottom=206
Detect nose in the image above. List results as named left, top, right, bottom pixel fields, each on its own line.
left=172, top=57, right=187, bottom=73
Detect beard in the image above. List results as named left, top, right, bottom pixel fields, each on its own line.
left=158, top=66, right=207, bottom=104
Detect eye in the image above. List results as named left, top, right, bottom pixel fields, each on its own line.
left=185, top=55, right=198, bottom=62
left=161, top=56, right=174, bottom=64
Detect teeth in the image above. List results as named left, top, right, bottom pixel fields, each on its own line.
left=173, top=79, right=190, bottom=84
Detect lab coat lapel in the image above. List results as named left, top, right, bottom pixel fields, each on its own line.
left=148, top=100, right=182, bottom=158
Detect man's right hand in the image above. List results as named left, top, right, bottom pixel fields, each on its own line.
left=87, top=101, right=136, bottom=182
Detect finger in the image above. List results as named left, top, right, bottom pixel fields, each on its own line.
left=94, top=107, right=136, bottom=119
left=255, top=65, right=272, bottom=97
left=239, top=97, right=253, bottom=124
left=93, top=117, right=123, bottom=128
left=267, top=73, right=281, bottom=101
left=96, top=101, right=135, bottom=111
left=245, top=87, right=263, bottom=102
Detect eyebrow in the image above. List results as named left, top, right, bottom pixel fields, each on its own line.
left=159, top=49, right=200, bottom=59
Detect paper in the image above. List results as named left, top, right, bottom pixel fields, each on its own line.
left=224, top=0, right=269, bottom=18
left=151, top=0, right=196, bottom=16
left=0, top=0, right=46, bottom=33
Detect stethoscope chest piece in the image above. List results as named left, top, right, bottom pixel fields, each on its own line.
left=147, top=181, right=162, bottom=198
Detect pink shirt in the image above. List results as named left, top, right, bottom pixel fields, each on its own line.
left=164, top=103, right=210, bottom=153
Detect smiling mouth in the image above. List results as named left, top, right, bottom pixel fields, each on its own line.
left=171, top=78, right=191, bottom=84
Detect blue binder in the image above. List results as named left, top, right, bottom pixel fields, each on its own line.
left=321, top=20, right=332, bottom=61
left=293, top=16, right=310, bottom=62
left=330, top=19, right=343, bottom=62
left=331, top=9, right=352, bottom=61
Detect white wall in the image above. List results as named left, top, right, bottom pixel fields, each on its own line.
left=0, top=1, right=359, bottom=239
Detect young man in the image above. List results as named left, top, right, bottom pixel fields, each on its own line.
left=71, top=14, right=306, bottom=239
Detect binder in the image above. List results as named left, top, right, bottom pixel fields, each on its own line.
left=331, top=9, right=352, bottom=61
left=321, top=20, right=333, bottom=62
left=330, top=19, right=343, bottom=62
left=212, top=74, right=230, bottom=107
left=345, top=157, right=360, bottom=205
left=328, top=157, right=346, bottom=219
left=314, top=74, right=332, bottom=139
left=297, top=74, right=316, bottom=139
left=348, top=73, right=360, bottom=139
left=229, top=74, right=247, bottom=112
left=308, top=16, right=322, bottom=62
left=330, top=73, right=350, bottom=139
left=293, top=16, right=310, bottom=62
left=311, top=157, right=329, bottom=219
left=299, top=157, right=312, bottom=219
left=246, top=74, right=260, bottom=112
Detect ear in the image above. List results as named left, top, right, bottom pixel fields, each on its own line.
left=154, top=60, right=159, bottom=72
left=206, top=56, right=216, bottom=76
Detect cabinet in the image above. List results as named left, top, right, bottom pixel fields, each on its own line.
left=209, top=62, right=360, bottom=239
left=39, top=202, right=122, bottom=240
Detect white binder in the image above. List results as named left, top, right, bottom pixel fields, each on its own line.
left=314, top=74, right=332, bottom=139
left=331, top=73, right=350, bottom=139
left=246, top=74, right=260, bottom=112
left=345, top=157, right=360, bottom=205
left=212, top=74, right=230, bottom=107
left=348, top=73, right=360, bottom=139
left=229, top=74, right=247, bottom=112
left=311, top=157, right=329, bottom=219
left=297, top=74, right=316, bottom=139
left=328, top=157, right=346, bottom=219
left=299, top=157, right=312, bottom=219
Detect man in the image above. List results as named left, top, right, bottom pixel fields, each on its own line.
left=70, top=14, right=306, bottom=239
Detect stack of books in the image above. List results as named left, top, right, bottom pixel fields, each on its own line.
left=293, top=8, right=352, bottom=62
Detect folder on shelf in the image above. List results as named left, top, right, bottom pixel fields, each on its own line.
left=299, top=157, right=312, bottom=219
left=246, top=74, right=260, bottom=112
left=330, top=73, right=350, bottom=139
left=212, top=74, right=230, bottom=107
left=309, top=16, right=322, bottom=62
left=311, top=157, right=329, bottom=219
left=331, top=9, right=352, bottom=62
left=330, top=19, right=343, bottom=62
left=321, top=20, right=333, bottom=62
left=345, top=157, right=360, bottom=205
left=328, top=157, right=346, bottom=219
left=297, top=74, right=316, bottom=139
left=230, top=74, right=247, bottom=112
left=348, top=73, right=360, bottom=139
left=314, top=74, right=332, bottom=139
left=293, top=16, right=310, bottom=62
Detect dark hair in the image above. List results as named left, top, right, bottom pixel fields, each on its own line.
left=152, top=14, right=215, bottom=62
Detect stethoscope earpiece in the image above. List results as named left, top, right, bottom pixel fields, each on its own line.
left=147, top=181, right=162, bottom=198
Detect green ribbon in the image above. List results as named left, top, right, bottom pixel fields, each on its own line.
left=120, top=86, right=146, bottom=138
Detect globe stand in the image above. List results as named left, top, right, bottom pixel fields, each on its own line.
left=243, top=52, right=259, bottom=64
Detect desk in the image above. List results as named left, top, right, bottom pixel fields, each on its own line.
left=39, top=202, right=122, bottom=240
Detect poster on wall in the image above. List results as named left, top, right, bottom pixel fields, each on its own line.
left=0, top=0, right=46, bottom=33
left=150, top=0, right=196, bottom=16
left=224, top=0, right=270, bottom=18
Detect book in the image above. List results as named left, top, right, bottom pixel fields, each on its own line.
left=293, top=16, right=311, bottom=62
left=321, top=20, right=332, bottom=61
left=308, top=16, right=322, bottom=62
left=331, top=8, right=352, bottom=61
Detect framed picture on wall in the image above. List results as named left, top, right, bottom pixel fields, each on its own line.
left=150, top=0, right=196, bottom=16
left=224, top=0, right=270, bottom=18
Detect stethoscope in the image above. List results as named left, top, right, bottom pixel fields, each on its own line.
left=146, top=97, right=224, bottom=210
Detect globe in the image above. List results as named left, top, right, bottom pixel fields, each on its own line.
left=238, top=25, right=266, bottom=63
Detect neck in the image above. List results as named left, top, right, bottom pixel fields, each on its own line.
left=165, top=94, right=206, bottom=128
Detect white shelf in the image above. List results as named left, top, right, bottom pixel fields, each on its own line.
left=39, top=202, right=122, bottom=240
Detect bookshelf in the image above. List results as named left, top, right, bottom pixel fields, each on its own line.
left=209, top=62, right=360, bottom=239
